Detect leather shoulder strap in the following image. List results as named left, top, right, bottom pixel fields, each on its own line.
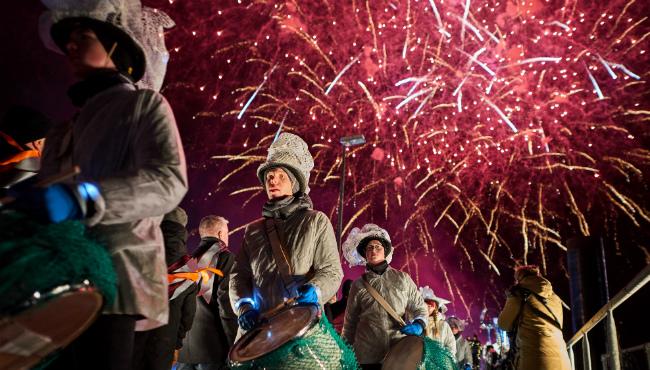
left=361, top=274, right=406, bottom=326
left=264, top=218, right=294, bottom=288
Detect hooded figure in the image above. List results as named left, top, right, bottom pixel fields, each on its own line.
left=497, top=266, right=571, bottom=370
left=447, top=316, right=473, bottom=369
left=29, top=1, right=186, bottom=369
left=342, top=224, right=428, bottom=368
left=229, top=132, right=343, bottom=339
left=420, top=286, right=457, bottom=357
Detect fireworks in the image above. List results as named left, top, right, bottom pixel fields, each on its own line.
left=155, top=0, right=649, bottom=316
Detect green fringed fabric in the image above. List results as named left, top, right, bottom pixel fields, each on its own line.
left=419, top=336, right=458, bottom=370
left=0, top=211, right=117, bottom=312
left=230, top=313, right=360, bottom=370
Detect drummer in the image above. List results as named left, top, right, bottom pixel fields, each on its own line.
left=229, top=133, right=343, bottom=336
left=420, top=286, right=457, bottom=357
left=341, top=224, right=429, bottom=370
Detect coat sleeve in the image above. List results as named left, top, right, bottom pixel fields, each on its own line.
left=177, top=284, right=197, bottom=349
left=89, top=91, right=187, bottom=226
left=216, top=251, right=238, bottom=345
left=306, top=212, right=343, bottom=304
left=404, top=274, right=429, bottom=325
left=441, top=321, right=457, bottom=357
left=463, top=339, right=473, bottom=365
left=342, top=281, right=361, bottom=345
left=229, top=232, right=255, bottom=313
left=497, top=293, right=522, bottom=331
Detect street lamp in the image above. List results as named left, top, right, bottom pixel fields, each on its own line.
left=337, top=135, right=366, bottom=251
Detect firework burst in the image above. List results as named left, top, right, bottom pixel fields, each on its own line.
left=155, top=0, right=649, bottom=316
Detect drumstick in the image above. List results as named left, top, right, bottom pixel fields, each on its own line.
left=0, top=166, right=81, bottom=207
left=260, top=297, right=298, bottom=320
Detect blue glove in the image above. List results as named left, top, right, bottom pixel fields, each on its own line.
left=400, top=321, right=424, bottom=336
left=9, top=183, right=98, bottom=223
left=296, top=284, right=319, bottom=305
left=238, top=306, right=260, bottom=331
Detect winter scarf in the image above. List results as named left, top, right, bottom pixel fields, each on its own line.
left=366, top=260, right=389, bottom=275
left=68, top=69, right=133, bottom=107
left=262, top=192, right=313, bottom=219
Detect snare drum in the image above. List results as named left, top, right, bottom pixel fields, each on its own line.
left=0, top=210, right=116, bottom=370
left=383, top=336, right=456, bottom=370
left=229, top=304, right=358, bottom=370
left=0, top=283, right=102, bottom=370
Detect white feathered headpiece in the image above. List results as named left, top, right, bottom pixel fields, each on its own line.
left=342, top=224, right=392, bottom=267
left=419, top=285, right=450, bottom=313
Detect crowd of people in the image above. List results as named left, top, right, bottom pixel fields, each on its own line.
left=0, top=1, right=573, bottom=369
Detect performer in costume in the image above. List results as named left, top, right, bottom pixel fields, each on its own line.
left=229, top=132, right=351, bottom=369
left=447, top=316, right=473, bottom=369
left=420, top=286, right=457, bottom=357
left=9, top=1, right=187, bottom=368
left=341, top=224, right=429, bottom=370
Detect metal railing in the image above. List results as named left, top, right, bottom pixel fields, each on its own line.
left=567, top=264, right=650, bottom=370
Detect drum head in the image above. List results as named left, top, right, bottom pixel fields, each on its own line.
left=0, top=285, right=102, bottom=370
left=229, top=304, right=319, bottom=363
left=382, top=335, right=424, bottom=370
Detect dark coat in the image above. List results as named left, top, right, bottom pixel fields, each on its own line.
left=178, top=239, right=237, bottom=365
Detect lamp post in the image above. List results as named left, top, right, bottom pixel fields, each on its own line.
left=337, top=135, right=366, bottom=251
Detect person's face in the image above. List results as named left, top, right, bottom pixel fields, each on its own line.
left=65, top=28, right=116, bottom=78
left=265, top=167, right=294, bottom=199
left=426, top=301, right=438, bottom=316
left=365, top=240, right=386, bottom=265
left=217, top=225, right=229, bottom=246
left=451, top=326, right=460, bottom=335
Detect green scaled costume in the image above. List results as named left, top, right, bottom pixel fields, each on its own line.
left=229, top=313, right=359, bottom=370
left=0, top=211, right=117, bottom=312
left=420, top=336, right=458, bottom=370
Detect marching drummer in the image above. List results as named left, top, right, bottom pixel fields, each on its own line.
left=341, top=224, right=429, bottom=370
left=420, top=286, right=457, bottom=357
left=229, top=132, right=343, bottom=335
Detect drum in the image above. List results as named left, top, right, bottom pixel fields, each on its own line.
left=0, top=282, right=102, bottom=370
left=0, top=210, right=117, bottom=370
left=383, top=336, right=456, bottom=370
left=229, top=304, right=358, bottom=370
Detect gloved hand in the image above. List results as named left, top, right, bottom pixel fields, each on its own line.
left=238, top=304, right=260, bottom=331
left=296, top=284, right=319, bottom=305
left=8, top=182, right=99, bottom=223
left=400, top=321, right=424, bottom=336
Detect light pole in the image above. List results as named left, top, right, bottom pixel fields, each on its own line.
left=337, top=135, right=366, bottom=251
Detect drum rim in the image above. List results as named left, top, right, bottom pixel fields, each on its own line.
left=229, top=304, right=320, bottom=364
left=3, top=280, right=99, bottom=315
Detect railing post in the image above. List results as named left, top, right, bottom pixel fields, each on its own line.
left=569, top=344, right=575, bottom=370
left=583, top=332, right=592, bottom=370
left=606, top=309, right=621, bottom=370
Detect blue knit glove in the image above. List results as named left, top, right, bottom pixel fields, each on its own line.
left=296, top=284, right=319, bottom=305
left=400, top=321, right=424, bottom=336
left=9, top=182, right=99, bottom=223
left=238, top=305, right=260, bottom=331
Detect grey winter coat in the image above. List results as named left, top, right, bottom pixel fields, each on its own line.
left=229, top=200, right=343, bottom=337
left=40, top=81, right=187, bottom=330
left=455, top=335, right=473, bottom=367
left=342, top=267, right=429, bottom=364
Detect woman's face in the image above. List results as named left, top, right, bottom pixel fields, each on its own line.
left=426, top=300, right=438, bottom=316
left=365, top=240, right=385, bottom=266
left=265, top=167, right=293, bottom=199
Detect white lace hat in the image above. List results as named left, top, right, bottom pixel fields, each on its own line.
left=342, top=224, right=393, bottom=267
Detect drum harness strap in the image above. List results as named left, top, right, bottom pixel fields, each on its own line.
left=361, top=274, right=406, bottom=327
left=265, top=218, right=295, bottom=294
